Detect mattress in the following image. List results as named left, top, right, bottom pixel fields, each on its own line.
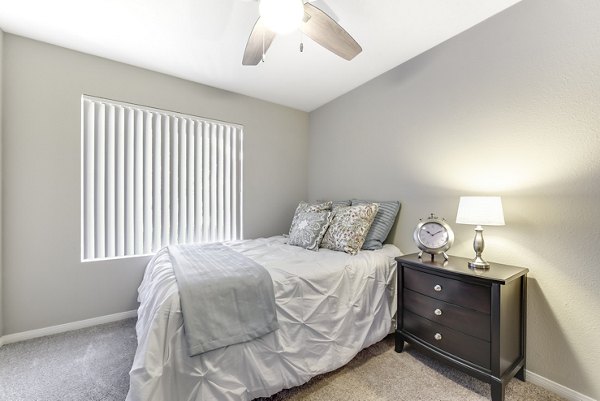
left=127, top=236, right=401, bottom=401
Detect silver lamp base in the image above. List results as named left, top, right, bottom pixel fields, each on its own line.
left=468, top=255, right=490, bottom=269
left=469, top=225, right=491, bottom=270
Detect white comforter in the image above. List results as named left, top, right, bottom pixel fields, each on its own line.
left=127, top=236, right=401, bottom=401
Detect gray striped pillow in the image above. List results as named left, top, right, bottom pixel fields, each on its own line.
left=351, top=199, right=401, bottom=250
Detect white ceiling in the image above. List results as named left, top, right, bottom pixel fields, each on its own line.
left=0, top=0, right=521, bottom=111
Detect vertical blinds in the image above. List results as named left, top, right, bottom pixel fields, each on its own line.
left=81, top=95, right=243, bottom=261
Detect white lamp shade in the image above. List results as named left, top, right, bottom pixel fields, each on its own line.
left=259, top=0, right=304, bottom=34
left=456, top=196, right=505, bottom=226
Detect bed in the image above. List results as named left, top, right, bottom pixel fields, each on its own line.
left=126, top=235, right=401, bottom=401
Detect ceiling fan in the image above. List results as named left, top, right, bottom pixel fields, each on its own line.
left=242, top=0, right=362, bottom=65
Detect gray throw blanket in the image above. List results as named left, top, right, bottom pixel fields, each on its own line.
left=169, top=243, right=279, bottom=356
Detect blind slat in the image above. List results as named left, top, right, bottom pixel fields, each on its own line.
left=153, top=115, right=162, bottom=251
left=194, top=122, right=203, bottom=243
left=134, top=110, right=144, bottom=255
left=171, top=118, right=179, bottom=245
left=210, top=124, right=217, bottom=242
left=95, top=103, right=106, bottom=259
left=116, top=106, right=125, bottom=256
left=218, top=125, right=224, bottom=241
left=231, top=129, right=237, bottom=240
left=203, top=124, right=210, bottom=242
left=187, top=121, right=195, bottom=243
left=125, top=108, right=135, bottom=255
left=179, top=119, right=188, bottom=244
left=224, top=127, right=231, bottom=240
left=106, top=105, right=116, bottom=258
left=83, top=100, right=95, bottom=259
left=239, top=129, right=244, bottom=240
left=143, top=112, right=153, bottom=254
left=162, top=116, right=171, bottom=248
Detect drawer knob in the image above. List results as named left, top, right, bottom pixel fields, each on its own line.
left=434, top=284, right=442, bottom=292
left=434, top=308, right=442, bottom=316
left=434, top=333, right=442, bottom=341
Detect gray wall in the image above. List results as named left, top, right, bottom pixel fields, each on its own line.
left=308, top=0, right=599, bottom=399
left=0, top=28, right=3, bottom=338
left=1, top=34, right=308, bottom=335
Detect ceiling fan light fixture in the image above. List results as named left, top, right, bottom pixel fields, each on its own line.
left=259, top=0, right=304, bottom=35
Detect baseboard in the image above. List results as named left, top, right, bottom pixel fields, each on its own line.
left=526, top=370, right=596, bottom=401
left=0, top=310, right=137, bottom=347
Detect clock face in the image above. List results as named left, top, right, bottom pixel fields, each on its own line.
left=417, top=222, right=449, bottom=249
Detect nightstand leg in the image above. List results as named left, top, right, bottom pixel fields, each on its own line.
left=491, top=382, right=505, bottom=401
left=395, top=332, right=405, bottom=353
left=515, top=366, right=526, bottom=381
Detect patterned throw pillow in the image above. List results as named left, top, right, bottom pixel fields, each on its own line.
left=288, top=212, right=334, bottom=251
left=321, top=203, right=379, bottom=255
left=318, top=200, right=351, bottom=209
left=332, top=202, right=351, bottom=212
left=351, top=200, right=401, bottom=250
left=289, top=201, right=332, bottom=236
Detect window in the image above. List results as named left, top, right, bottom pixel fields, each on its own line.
left=81, top=95, right=243, bottom=261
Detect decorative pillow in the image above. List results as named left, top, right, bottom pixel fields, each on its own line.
left=288, top=211, right=334, bottom=251
left=318, top=200, right=351, bottom=208
left=352, top=199, right=401, bottom=250
left=289, top=201, right=332, bottom=236
left=321, top=203, right=379, bottom=255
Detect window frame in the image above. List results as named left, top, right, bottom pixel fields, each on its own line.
left=81, top=95, right=244, bottom=262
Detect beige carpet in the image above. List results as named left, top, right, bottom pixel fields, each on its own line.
left=0, top=319, right=565, bottom=401
left=262, top=335, right=564, bottom=401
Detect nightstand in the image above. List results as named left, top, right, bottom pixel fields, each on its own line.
left=395, top=254, right=528, bottom=401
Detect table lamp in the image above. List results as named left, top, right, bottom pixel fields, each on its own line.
left=456, top=196, right=505, bottom=269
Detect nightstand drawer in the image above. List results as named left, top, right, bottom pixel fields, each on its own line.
left=404, top=310, right=491, bottom=369
left=404, top=289, right=490, bottom=341
left=404, top=267, right=490, bottom=313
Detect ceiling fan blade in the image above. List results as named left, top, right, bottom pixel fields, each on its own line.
left=301, top=3, right=362, bottom=61
left=242, top=17, right=277, bottom=65
left=309, top=0, right=339, bottom=22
